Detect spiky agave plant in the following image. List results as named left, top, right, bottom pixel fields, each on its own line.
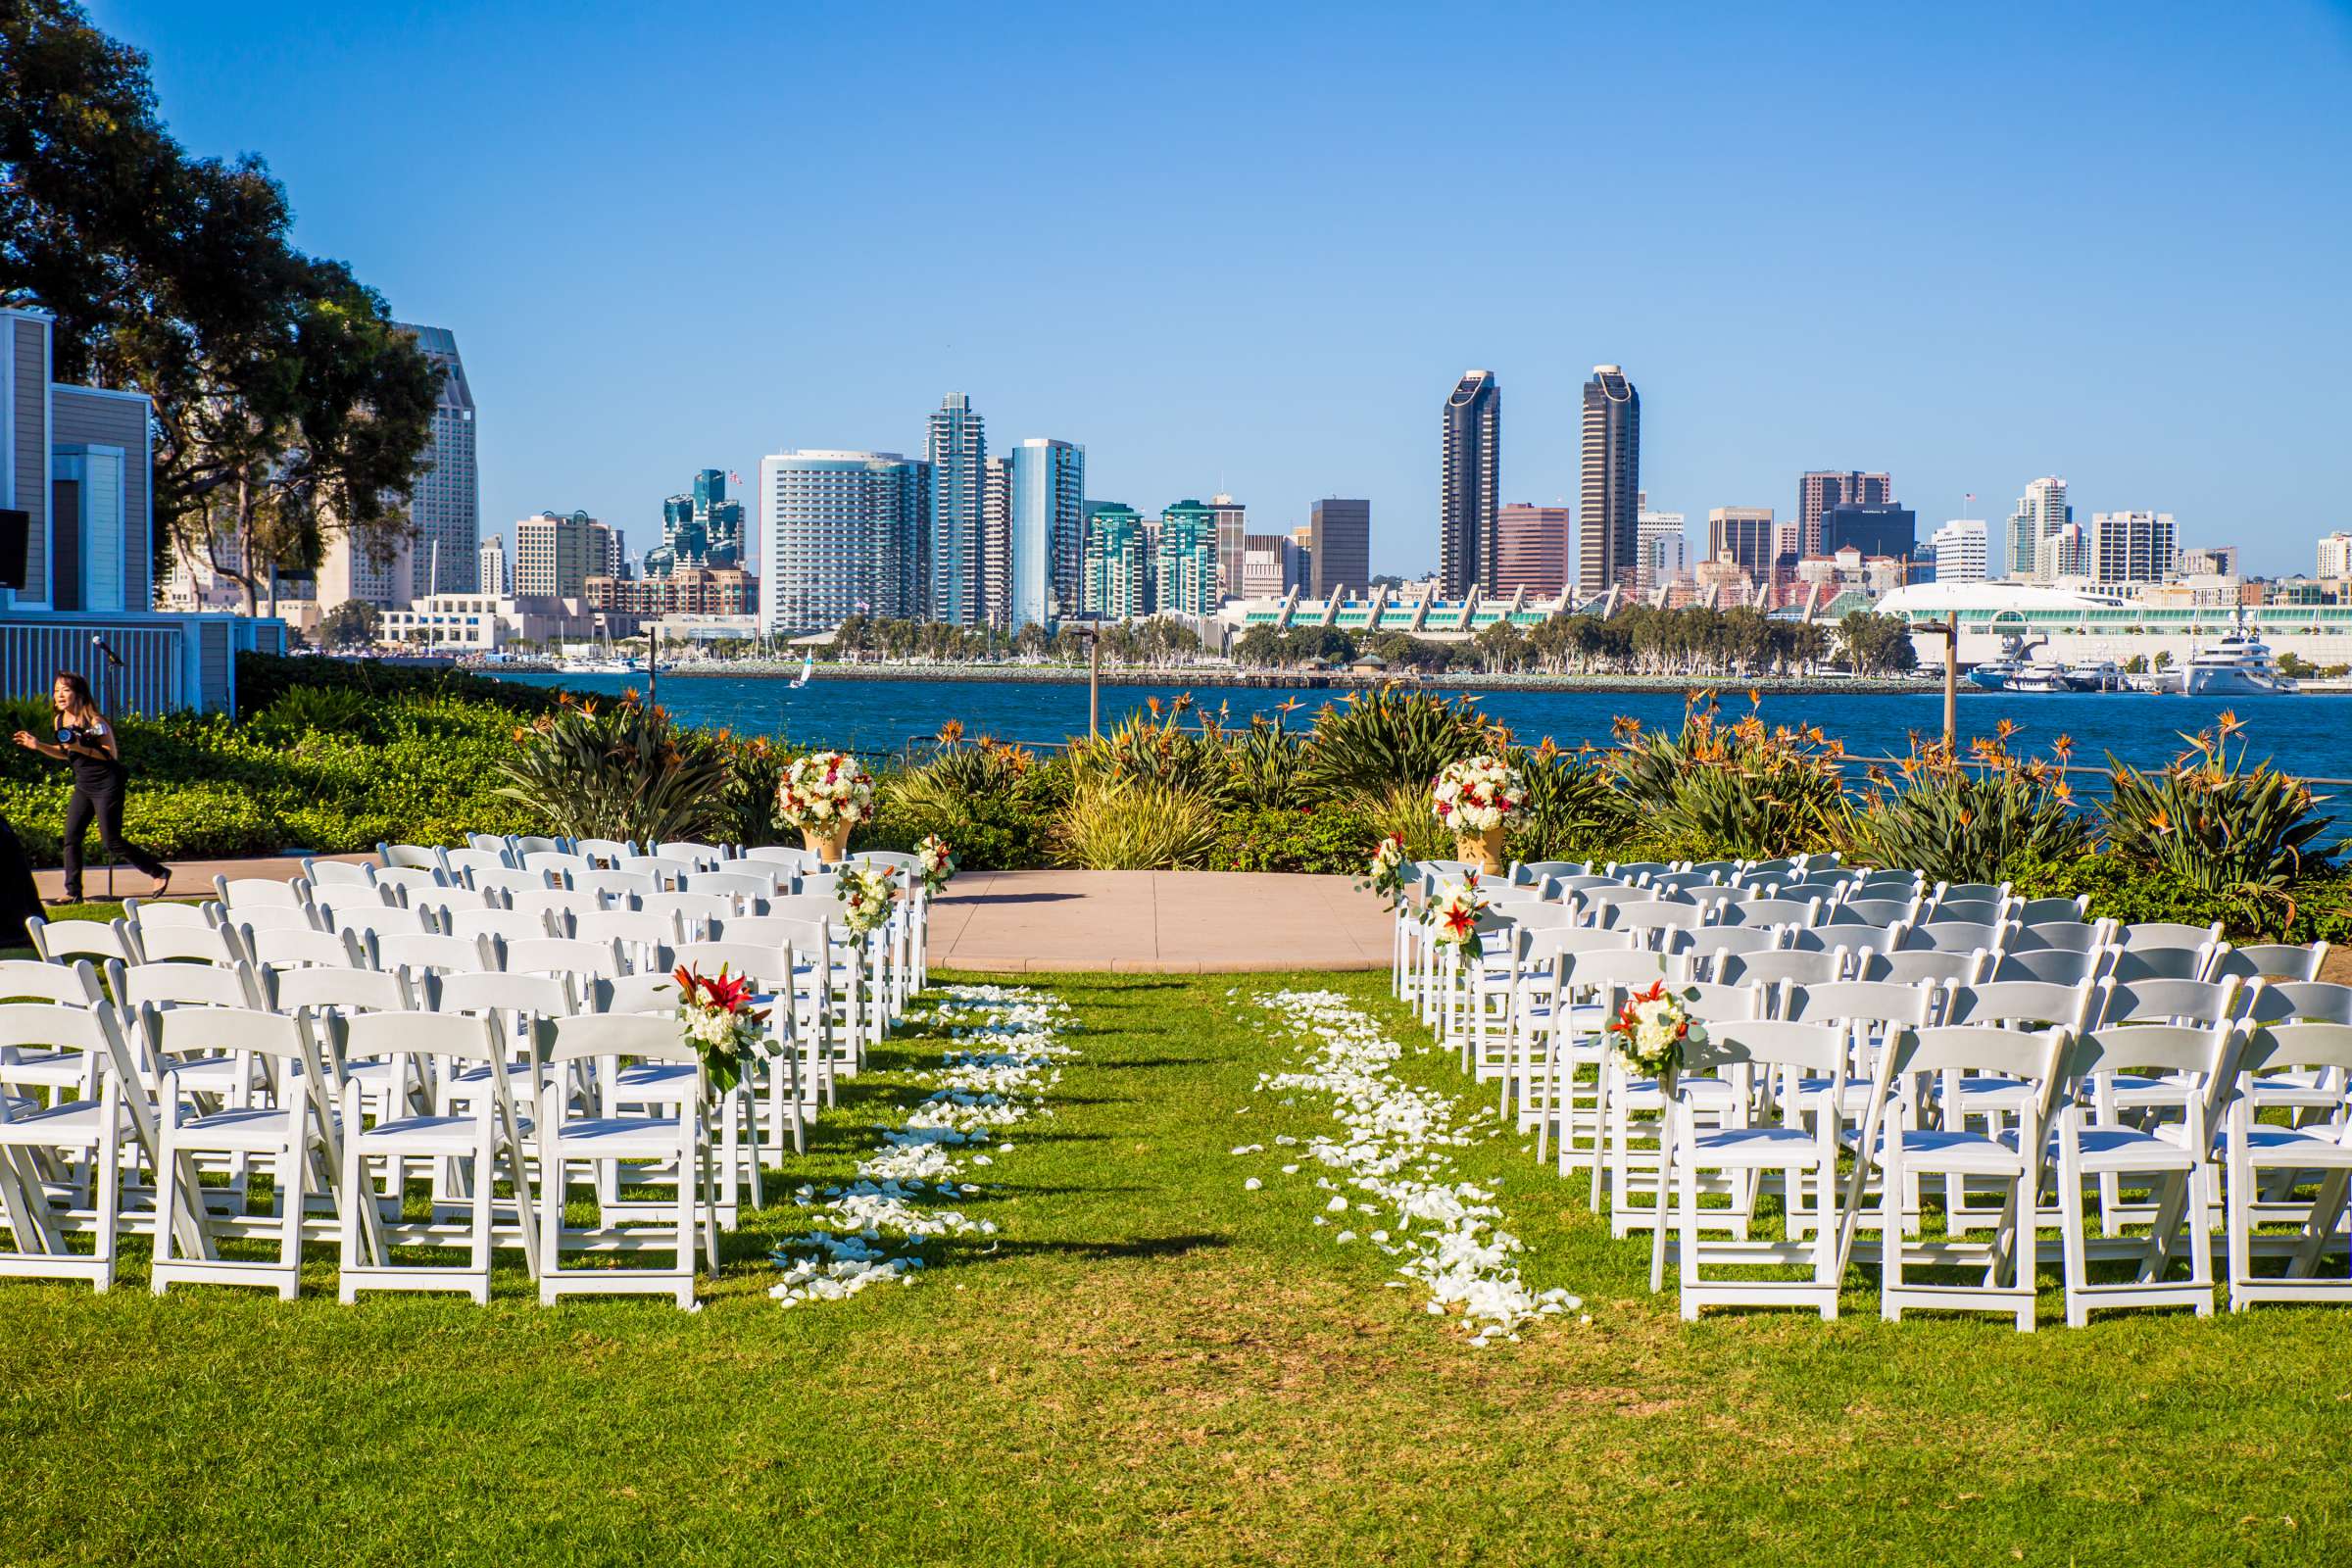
left=1505, top=738, right=1637, bottom=862
left=1297, top=685, right=1499, bottom=809
left=1842, top=722, right=2089, bottom=884
left=1603, top=692, right=1847, bottom=859
left=491, top=690, right=731, bottom=844
left=2099, top=711, right=2341, bottom=928
left=1054, top=773, right=1221, bottom=869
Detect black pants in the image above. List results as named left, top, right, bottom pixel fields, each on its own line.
left=61, top=771, right=167, bottom=899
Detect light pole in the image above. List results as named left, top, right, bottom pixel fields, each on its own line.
left=1088, top=626, right=1101, bottom=739
left=1914, top=610, right=1960, bottom=750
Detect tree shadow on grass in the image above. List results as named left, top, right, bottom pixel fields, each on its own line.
left=941, top=1232, right=1231, bottom=1265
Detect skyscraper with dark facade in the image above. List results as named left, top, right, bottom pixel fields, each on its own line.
left=1797, top=470, right=1892, bottom=559
left=1578, top=366, right=1640, bottom=594
left=1440, top=369, right=1499, bottom=596
left=1309, top=498, right=1371, bottom=599
left=926, top=393, right=986, bottom=625
left=1818, top=502, right=1917, bottom=562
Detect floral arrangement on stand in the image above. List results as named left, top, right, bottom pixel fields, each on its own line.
left=915, top=833, right=956, bottom=895
left=1607, top=978, right=1705, bottom=1080
left=672, top=963, right=772, bottom=1095
left=776, top=751, right=876, bottom=859
left=1427, top=872, right=1490, bottom=952
left=835, top=861, right=901, bottom=936
left=1358, top=834, right=1410, bottom=909
left=1430, top=756, right=1527, bottom=872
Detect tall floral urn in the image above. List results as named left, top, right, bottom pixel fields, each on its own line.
left=1431, top=755, right=1526, bottom=877
left=776, top=750, right=875, bottom=866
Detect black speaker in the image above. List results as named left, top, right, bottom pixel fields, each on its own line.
left=0, top=509, right=26, bottom=591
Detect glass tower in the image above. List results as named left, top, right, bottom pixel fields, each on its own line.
left=1007, top=438, right=1084, bottom=632
left=926, top=393, right=987, bottom=624
left=1578, top=366, right=1641, bottom=595
left=1440, top=370, right=1500, bottom=597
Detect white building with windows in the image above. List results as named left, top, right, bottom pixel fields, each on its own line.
left=2318, top=530, right=2352, bottom=582
left=1931, top=518, right=1988, bottom=583
left=395, top=323, right=478, bottom=595
left=2088, top=510, right=2176, bottom=585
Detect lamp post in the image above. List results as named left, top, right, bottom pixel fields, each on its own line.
left=1915, top=610, right=1960, bottom=750
left=1088, top=626, right=1102, bottom=739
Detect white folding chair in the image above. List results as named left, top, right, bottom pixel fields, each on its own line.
left=0, top=999, right=152, bottom=1291
left=2224, top=1021, right=2352, bottom=1309
left=25, top=917, right=138, bottom=967
left=125, top=919, right=244, bottom=968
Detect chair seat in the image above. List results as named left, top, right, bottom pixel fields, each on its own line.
left=1886, top=1127, right=2029, bottom=1174
left=1630, top=1076, right=1738, bottom=1110
left=171, top=1105, right=310, bottom=1152
left=165, top=1057, right=257, bottom=1094
left=2071, top=1125, right=2200, bottom=1173
left=551, top=1115, right=686, bottom=1156
left=0, top=1098, right=122, bottom=1146
left=2241, top=1126, right=2352, bottom=1167
left=356, top=1112, right=496, bottom=1153
left=1686, top=1124, right=1825, bottom=1168
left=1946, top=1075, right=2035, bottom=1112
left=1792, top=1077, right=1876, bottom=1118
left=0, top=1052, right=88, bottom=1091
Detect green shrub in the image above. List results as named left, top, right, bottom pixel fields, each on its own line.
left=1298, top=687, right=1498, bottom=808
left=1604, top=694, right=1845, bottom=858
left=874, top=739, right=1064, bottom=870
left=247, top=686, right=372, bottom=746
left=491, top=692, right=732, bottom=844
left=1054, top=775, right=1219, bottom=869
left=1210, top=805, right=1378, bottom=873
left=1843, top=725, right=2089, bottom=885
left=1506, top=743, right=1634, bottom=863
left=1218, top=712, right=1312, bottom=809
left=2099, top=713, right=2343, bottom=933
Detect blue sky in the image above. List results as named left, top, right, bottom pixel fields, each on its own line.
left=100, top=0, right=2352, bottom=576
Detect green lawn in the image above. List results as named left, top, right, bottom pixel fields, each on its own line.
left=1, top=969, right=2347, bottom=1565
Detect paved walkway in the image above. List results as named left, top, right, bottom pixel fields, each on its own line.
left=36, top=857, right=1393, bottom=972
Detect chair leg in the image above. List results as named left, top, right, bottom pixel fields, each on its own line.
left=1879, top=1152, right=1904, bottom=1322
left=150, top=1116, right=180, bottom=1294
left=338, top=1136, right=365, bottom=1304
left=538, top=1153, right=564, bottom=1306
left=471, top=1126, right=495, bottom=1304
left=2059, top=1154, right=2088, bottom=1328
left=93, top=1123, right=121, bottom=1294
left=1676, top=1150, right=1701, bottom=1319
left=278, top=1140, right=306, bottom=1301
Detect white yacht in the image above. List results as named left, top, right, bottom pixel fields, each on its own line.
left=2180, top=625, right=2297, bottom=696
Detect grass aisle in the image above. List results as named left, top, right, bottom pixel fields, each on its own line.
left=0, top=970, right=2346, bottom=1564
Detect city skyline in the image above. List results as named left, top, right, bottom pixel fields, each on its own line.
left=105, top=2, right=2352, bottom=580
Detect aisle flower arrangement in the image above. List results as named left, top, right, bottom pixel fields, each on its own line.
left=672, top=963, right=771, bottom=1095
left=915, top=833, right=956, bottom=895
left=1428, top=873, right=1490, bottom=952
left=776, top=750, right=876, bottom=858
left=1606, top=978, right=1704, bottom=1079
left=835, top=862, right=900, bottom=935
left=1358, top=834, right=1409, bottom=909
left=1429, top=755, right=1527, bottom=835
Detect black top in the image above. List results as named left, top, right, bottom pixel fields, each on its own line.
left=56, top=720, right=124, bottom=792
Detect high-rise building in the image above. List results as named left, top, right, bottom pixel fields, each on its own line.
left=1819, top=503, right=1917, bottom=562
left=1238, top=532, right=1297, bottom=598
left=2318, top=532, right=2352, bottom=580
left=478, top=534, right=510, bottom=597
left=1578, top=366, right=1641, bottom=594
left=1082, top=504, right=1150, bottom=619
left=1208, top=494, right=1248, bottom=601
left=2174, top=545, right=2239, bottom=578
left=926, top=393, right=987, bottom=624
left=1007, top=438, right=1084, bottom=631
left=1309, top=498, right=1370, bottom=599
left=1707, top=508, right=1778, bottom=583
left=1440, top=369, right=1500, bottom=596
left=1493, top=503, right=1569, bottom=596
left=1796, top=470, right=1891, bottom=560
left=1290, top=524, right=1314, bottom=596
left=1155, top=499, right=1219, bottom=616
left=589, top=520, right=626, bottom=580
left=514, top=511, right=599, bottom=599
left=1637, top=505, right=1687, bottom=593
left=1931, top=519, right=1989, bottom=583
left=757, top=451, right=931, bottom=634
left=980, top=456, right=1012, bottom=630
left=2006, top=477, right=2070, bottom=579
left=2036, top=520, right=2089, bottom=581
left=2089, top=511, right=2177, bottom=585
left=390, top=323, right=479, bottom=597
left=648, top=469, right=747, bottom=579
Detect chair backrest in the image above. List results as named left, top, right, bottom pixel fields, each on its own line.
left=304, top=862, right=390, bottom=898
left=214, top=875, right=310, bottom=909
left=594, top=971, right=682, bottom=1014
left=429, top=969, right=573, bottom=1022
left=511, top=834, right=570, bottom=858
left=1559, top=948, right=1690, bottom=998
left=2231, top=1021, right=2352, bottom=1085
left=441, top=847, right=511, bottom=879
left=1683, top=1016, right=1852, bottom=1077
left=1933, top=881, right=2010, bottom=905
left=1787, top=922, right=1903, bottom=958
left=571, top=906, right=682, bottom=954
left=0, top=999, right=139, bottom=1107
left=238, top=923, right=366, bottom=973
left=465, top=832, right=514, bottom=857
left=795, top=872, right=847, bottom=900
left=1713, top=948, right=1843, bottom=989
left=656, top=840, right=731, bottom=870
left=2211, top=942, right=2328, bottom=985
left=1553, top=873, right=1629, bottom=893
left=1889, top=1022, right=2065, bottom=1090
left=1685, top=926, right=1782, bottom=961
left=222, top=903, right=320, bottom=935
left=1855, top=948, right=1984, bottom=987
left=369, top=865, right=449, bottom=903
left=2117, top=920, right=2225, bottom=952
left=519, top=851, right=594, bottom=880
left=374, top=930, right=497, bottom=979
left=126, top=919, right=243, bottom=968
left=122, top=898, right=217, bottom=930
left=2103, top=945, right=2221, bottom=986
left=2239, top=979, right=2352, bottom=1026
left=467, top=866, right=556, bottom=898
left=2013, top=895, right=2088, bottom=925
left=319, top=901, right=434, bottom=941
left=1524, top=925, right=1638, bottom=964
left=638, top=891, right=736, bottom=932
left=1605, top=860, right=1678, bottom=883
left=2096, top=975, right=2242, bottom=1028
left=710, top=913, right=829, bottom=953
left=329, top=1010, right=509, bottom=1099
left=375, top=842, right=443, bottom=870
left=500, top=936, right=628, bottom=982
left=502, top=887, right=589, bottom=929
left=2008, top=920, right=2108, bottom=956
left=1712, top=896, right=1821, bottom=929
left=760, top=895, right=853, bottom=931
left=436, top=907, right=558, bottom=945
left=616, top=855, right=696, bottom=890
left=534, top=1010, right=697, bottom=1069
left=1645, top=871, right=1723, bottom=897
left=1899, top=920, right=2009, bottom=956
left=1940, top=978, right=2097, bottom=1032
left=1926, top=899, right=2010, bottom=927
left=1737, top=857, right=1802, bottom=886
left=1499, top=903, right=1583, bottom=933
left=147, top=1004, right=318, bottom=1068
left=571, top=869, right=658, bottom=901
left=2063, top=1020, right=2235, bottom=1090
left=26, top=916, right=136, bottom=965
left=1985, top=947, right=2105, bottom=988
left=0, top=956, right=105, bottom=1005
left=268, top=963, right=414, bottom=1016
left=572, top=837, right=636, bottom=867
left=741, top=845, right=815, bottom=872
left=1780, top=979, right=1936, bottom=1032
left=113, top=958, right=264, bottom=1011
left=686, top=870, right=782, bottom=902
left=1828, top=898, right=1917, bottom=928
left=671, top=938, right=796, bottom=989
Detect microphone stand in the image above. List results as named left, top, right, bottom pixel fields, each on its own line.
left=90, top=635, right=125, bottom=902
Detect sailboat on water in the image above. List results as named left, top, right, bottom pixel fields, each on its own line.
left=790, top=651, right=814, bottom=689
